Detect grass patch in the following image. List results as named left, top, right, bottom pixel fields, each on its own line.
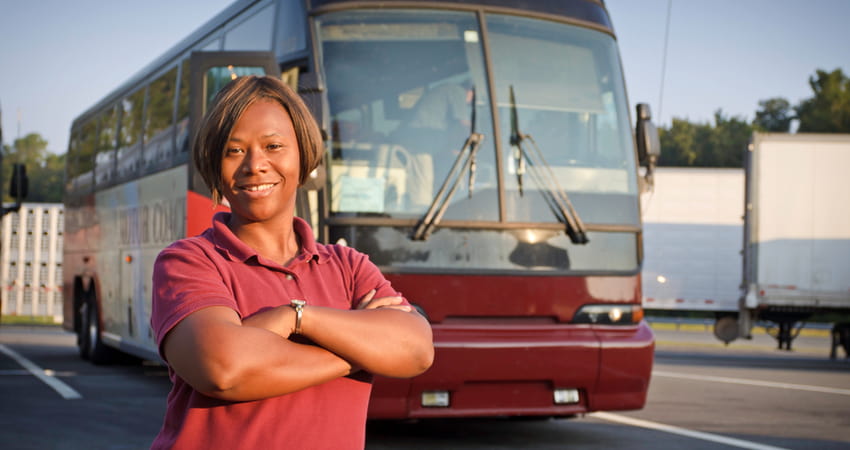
left=0, top=315, right=61, bottom=326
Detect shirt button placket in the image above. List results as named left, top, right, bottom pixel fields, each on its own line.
left=285, top=272, right=306, bottom=302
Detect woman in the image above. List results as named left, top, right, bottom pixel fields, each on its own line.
left=150, top=76, right=434, bottom=449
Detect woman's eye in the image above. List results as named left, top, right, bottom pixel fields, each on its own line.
left=266, top=144, right=283, bottom=151
left=226, top=147, right=244, bottom=155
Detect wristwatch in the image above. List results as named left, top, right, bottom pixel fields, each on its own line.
left=290, top=299, right=306, bottom=334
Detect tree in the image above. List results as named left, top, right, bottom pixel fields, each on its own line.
left=795, top=68, right=850, bottom=132
left=658, top=119, right=700, bottom=166
left=658, top=110, right=751, bottom=168
left=754, top=97, right=793, bottom=132
left=706, top=110, right=751, bottom=167
left=2, top=132, right=65, bottom=203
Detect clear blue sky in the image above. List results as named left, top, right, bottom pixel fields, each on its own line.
left=1, top=0, right=848, bottom=155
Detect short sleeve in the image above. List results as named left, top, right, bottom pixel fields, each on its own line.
left=342, top=247, right=410, bottom=309
left=150, top=241, right=238, bottom=359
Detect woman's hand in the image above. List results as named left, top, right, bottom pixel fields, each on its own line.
left=242, top=305, right=295, bottom=338
left=356, top=289, right=413, bottom=313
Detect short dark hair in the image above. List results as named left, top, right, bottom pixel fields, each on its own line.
left=192, top=75, right=324, bottom=204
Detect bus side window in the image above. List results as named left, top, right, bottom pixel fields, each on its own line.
left=65, top=131, right=80, bottom=192
left=224, top=3, right=275, bottom=51
left=117, top=88, right=146, bottom=182
left=143, top=66, right=179, bottom=174
left=176, top=59, right=191, bottom=154
left=95, top=105, right=119, bottom=188
left=69, top=120, right=97, bottom=194
left=275, top=0, right=307, bottom=57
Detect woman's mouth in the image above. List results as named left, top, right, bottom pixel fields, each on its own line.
left=241, top=182, right=277, bottom=192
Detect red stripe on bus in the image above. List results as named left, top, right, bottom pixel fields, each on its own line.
left=186, top=190, right=230, bottom=238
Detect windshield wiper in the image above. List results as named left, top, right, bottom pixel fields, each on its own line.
left=412, top=88, right=484, bottom=241
left=509, top=85, right=589, bottom=245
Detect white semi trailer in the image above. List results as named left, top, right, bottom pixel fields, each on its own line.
left=642, top=133, right=850, bottom=350
left=740, top=133, right=850, bottom=349
left=641, top=167, right=744, bottom=340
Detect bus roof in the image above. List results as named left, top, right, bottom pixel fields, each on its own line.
left=70, top=0, right=260, bottom=132
left=69, top=0, right=613, bottom=137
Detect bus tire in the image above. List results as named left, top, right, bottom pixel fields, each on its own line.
left=79, top=297, right=115, bottom=365
left=77, top=292, right=91, bottom=359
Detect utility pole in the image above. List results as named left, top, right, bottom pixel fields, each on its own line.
left=1, top=104, right=5, bottom=216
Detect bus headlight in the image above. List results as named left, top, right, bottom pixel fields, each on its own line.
left=573, top=304, right=643, bottom=325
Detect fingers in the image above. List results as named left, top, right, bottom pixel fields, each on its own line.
left=356, top=289, right=376, bottom=310
left=356, top=289, right=411, bottom=312
left=373, top=304, right=413, bottom=313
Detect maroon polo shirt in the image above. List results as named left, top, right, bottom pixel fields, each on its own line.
left=150, top=212, right=405, bottom=450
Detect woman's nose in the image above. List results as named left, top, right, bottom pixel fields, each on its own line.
left=242, top=148, right=269, bottom=173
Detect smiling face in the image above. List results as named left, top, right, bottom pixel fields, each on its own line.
left=219, top=99, right=301, bottom=227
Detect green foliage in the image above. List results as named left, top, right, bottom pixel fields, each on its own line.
left=795, top=68, right=850, bottom=132
left=754, top=97, right=793, bottom=132
left=2, top=132, right=65, bottom=203
left=658, top=110, right=752, bottom=167
left=658, top=68, right=850, bottom=167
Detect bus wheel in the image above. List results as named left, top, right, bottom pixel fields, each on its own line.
left=79, top=298, right=115, bottom=365
left=77, top=300, right=91, bottom=359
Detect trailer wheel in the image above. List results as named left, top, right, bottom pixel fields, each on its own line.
left=713, top=315, right=739, bottom=344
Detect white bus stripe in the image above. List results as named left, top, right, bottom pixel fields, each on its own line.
left=653, top=370, right=850, bottom=396
left=591, top=412, right=790, bottom=450
left=0, top=344, right=82, bottom=400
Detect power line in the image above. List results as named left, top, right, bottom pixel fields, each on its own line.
left=658, top=0, right=673, bottom=124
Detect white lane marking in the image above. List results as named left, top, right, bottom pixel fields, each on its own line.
left=653, top=370, right=850, bottom=396
left=591, top=412, right=790, bottom=450
left=0, top=344, right=83, bottom=400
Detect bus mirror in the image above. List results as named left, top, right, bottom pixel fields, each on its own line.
left=635, top=103, right=661, bottom=165
left=635, top=103, right=660, bottom=192
left=10, top=163, right=28, bottom=200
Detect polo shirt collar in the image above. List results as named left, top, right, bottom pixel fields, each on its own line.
left=210, top=212, right=330, bottom=266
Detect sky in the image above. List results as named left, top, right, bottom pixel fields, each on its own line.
left=1, top=0, right=848, bottom=155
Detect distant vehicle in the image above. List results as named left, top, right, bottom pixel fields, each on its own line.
left=640, top=167, right=743, bottom=324
left=741, top=133, right=850, bottom=349
left=62, top=0, right=660, bottom=419
left=642, top=133, right=850, bottom=350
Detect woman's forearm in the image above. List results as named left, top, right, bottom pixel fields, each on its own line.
left=298, top=306, right=434, bottom=378
left=164, top=306, right=353, bottom=402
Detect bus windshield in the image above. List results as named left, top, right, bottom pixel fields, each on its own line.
left=316, top=9, right=638, bottom=273
left=317, top=9, right=638, bottom=227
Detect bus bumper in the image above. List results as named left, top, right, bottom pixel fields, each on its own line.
left=368, top=320, right=654, bottom=419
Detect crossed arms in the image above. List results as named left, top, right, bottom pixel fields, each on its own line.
left=162, top=290, right=434, bottom=402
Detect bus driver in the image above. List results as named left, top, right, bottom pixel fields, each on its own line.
left=150, top=75, right=434, bottom=449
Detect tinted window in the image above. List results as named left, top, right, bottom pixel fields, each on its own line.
left=117, top=88, right=146, bottom=180
left=486, top=14, right=639, bottom=225
left=317, top=10, right=498, bottom=221
left=176, top=59, right=191, bottom=153
left=69, top=120, right=97, bottom=192
left=275, top=0, right=307, bottom=56
left=95, top=106, right=118, bottom=187
left=144, top=66, right=178, bottom=173
left=224, top=4, right=274, bottom=50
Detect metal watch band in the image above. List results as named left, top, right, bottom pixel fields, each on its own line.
left=290, top=299, right=306, bottom=334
